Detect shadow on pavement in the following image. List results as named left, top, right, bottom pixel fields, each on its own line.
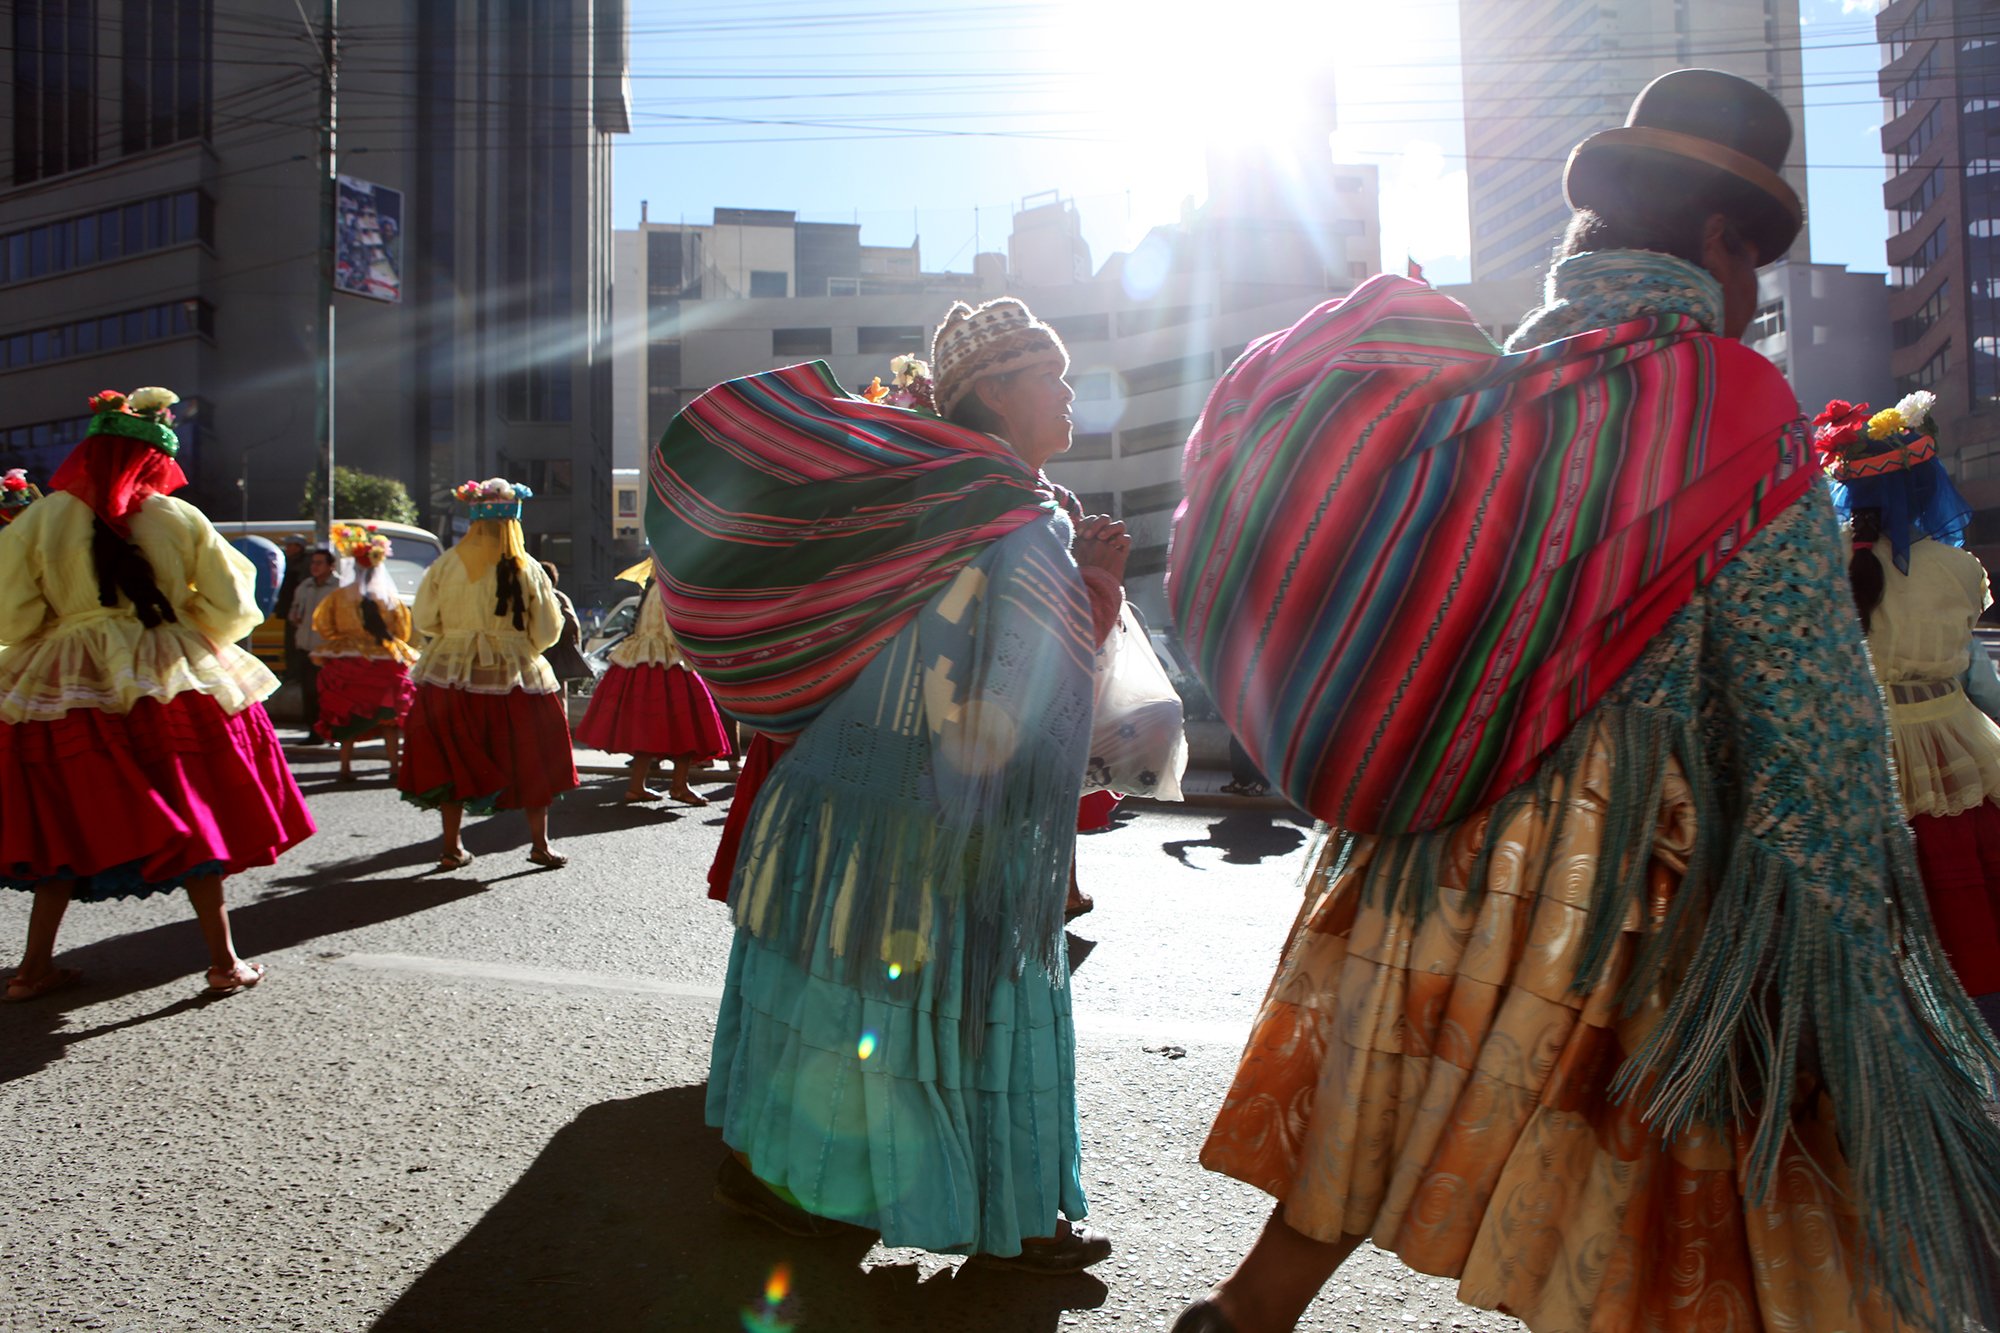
left=0, top=875, right=487, bottom=1086
left=375, top=1084, right=1107, bottom=1333
left=1161, top=812, right=1311, bottom=868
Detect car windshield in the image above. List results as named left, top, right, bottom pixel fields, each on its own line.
left=382, top=543, right=440, bottom=600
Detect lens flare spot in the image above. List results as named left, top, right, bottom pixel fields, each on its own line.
left=857, top=1030, right=879, bottom=1061
left=764, top=1264, right=790, bottom=1306
left=886, top=962, right=903, bottom=981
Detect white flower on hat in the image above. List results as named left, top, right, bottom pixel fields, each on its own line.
left=890, top=354, right=930, bottom=386
left=1894, top=389, right=1938, bottom=431
left=126, top=386, right=179, bottom=414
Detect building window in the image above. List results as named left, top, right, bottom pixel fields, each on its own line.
left=12, top=0, right=98, bottom=185
left=771, top=327, right=832, bottom=357
left=0, top=189, right=213, bottom=287
left=1335, top=176, right=1364, bottom=193
left=1045, top=313, right=1110, bottom=344
left=1123, top=354, right=1213, bottom=396
left=1748, top=300, right=1786, bottom=342
left=1122, top=479, right=1183, bottom=516
left=827, top=277, right=860, bottom=296
left=121, top=0, right=211, bottom=157
left=1897, top=341, right=1950, bottom=396
left=1893, top=223, right=1948, bottom=288
left=1115, top=306, right=1204, bottom=338
left=748, top=270, right=788, bottom=298
left=499, top=0, right=575, bottom=423
left=1894, top=285, right=1948, bottom=348
left=0, top=298, right=212, bottom=374
left=1891, top=105, right=1941, bottom=174
left=857, top=325, right=925, bottom=356
left=1119, top=416, right=1197, bottom=456
left=1892, top=167, right=1944, bottom=234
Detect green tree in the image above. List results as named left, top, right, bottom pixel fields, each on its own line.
left=299, top=465, right=419, bottom=525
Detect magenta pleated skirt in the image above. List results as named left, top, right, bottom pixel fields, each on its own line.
left=573, top=662, right=732, bottom=761
left=0, top=693, right=316, bottom=901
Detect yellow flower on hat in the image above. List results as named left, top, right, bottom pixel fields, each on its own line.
left=1866, top=407, right=1906, bottom=441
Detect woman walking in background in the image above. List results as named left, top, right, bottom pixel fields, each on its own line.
left=1819, top=392, right=2000, bottom=1033
left=310, top=523, right=418, bottom=782
left=572, top=573, right=730, bottom=805
left=0, top=387, right=313, bottom=1000
left=398, top=478, right=577, bottom=871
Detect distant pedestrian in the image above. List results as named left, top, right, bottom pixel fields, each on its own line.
left=311, top=524, right=418, bottom=782
left=228, top=533, right=284, bottom=619
left=0, top=387, right=313, bottom=1000
left=572, top=578, right=730, bottom=805
left=1819, top=390, right=2000, bottom=1035
left=287, top=546, right=337, bottom=744
left=0, top=469, right=43, bottom=527
left=275, top=533, right=308, bottom=665
left=397, top=479, right=576, bottom=871
left=536, top=561, right=593, bottom=691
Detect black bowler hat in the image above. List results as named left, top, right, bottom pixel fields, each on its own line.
left=1564, top=68, right=1804, bottom=265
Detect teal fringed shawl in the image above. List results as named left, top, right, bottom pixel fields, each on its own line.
left=724, top=515, right=1095, bottom=1054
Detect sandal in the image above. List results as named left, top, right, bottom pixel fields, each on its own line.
left=436, top=850, right=475, bottom=871
left=973, top=1220, right=1113, bottom=1275
left=668, top=787, right=711, bottom=807
left=620, top=789, right=665, bottom=803
left=1064, top=891, right=1095, bottom=921
left=1170, top=1298, right=1239, bottom=1333
left=5, top=966, right=82, bottom=1003
left=205, top=961, right=267, bottom=996
left=527, top=849, right=569, bottom=869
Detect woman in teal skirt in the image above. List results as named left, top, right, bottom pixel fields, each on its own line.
left=650, top=299, right=1120, bottom=1270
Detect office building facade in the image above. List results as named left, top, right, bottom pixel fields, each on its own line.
left=1460, top=0, right=1810, bottom=282
left=1, top=0, right=630, bottom=591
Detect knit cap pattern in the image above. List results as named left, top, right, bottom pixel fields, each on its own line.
left=930, top=298, right=1069, bottom=416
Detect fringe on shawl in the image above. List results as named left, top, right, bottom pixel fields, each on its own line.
left=1332, top=701, right=2000, bottom=1333
left=727, top=729, right=1081, bottom=1060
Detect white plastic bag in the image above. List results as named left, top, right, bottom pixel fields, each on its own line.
left=1080, top=604, right=1187, bottom=800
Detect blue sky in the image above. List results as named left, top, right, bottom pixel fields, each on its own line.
left=614, top=0, right=1892, bottom=285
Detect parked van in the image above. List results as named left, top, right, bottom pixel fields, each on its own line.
left=210, top=519, right=445, bottom=671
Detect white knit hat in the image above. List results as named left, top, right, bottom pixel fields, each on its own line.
left=930, top=298, right=1069, bottom=417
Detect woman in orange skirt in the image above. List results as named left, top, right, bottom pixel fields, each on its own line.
left=311, top=523, right=417, bottom=781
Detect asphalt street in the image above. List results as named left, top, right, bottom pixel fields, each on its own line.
left=0, top=745, right=1524, bottom=1333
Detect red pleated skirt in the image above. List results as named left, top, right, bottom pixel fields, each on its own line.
left=572, top=662, right=732, bottom=761
left=0, top=693, right=316, bottom=902
left=398, top=685, right=579, bottom=812
left=707, top=731, right=783, bottom=902
left=1077, top=789, right=1122, bottom=832
left=1910, top=800, right=2000, bottom=996
left=314, top=656, right=416, bottom=741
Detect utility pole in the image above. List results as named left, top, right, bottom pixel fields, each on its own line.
left=311, top=0, right=338, bottom=546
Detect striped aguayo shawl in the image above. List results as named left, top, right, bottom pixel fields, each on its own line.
left=644, top=360, right=1056, bottom=735
left=1168, top=273, right=1813, bottom=835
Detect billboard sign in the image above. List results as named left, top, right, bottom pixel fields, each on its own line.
left=334, top=175, right=403, bottom=303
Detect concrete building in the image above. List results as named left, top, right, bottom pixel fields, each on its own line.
left=1877, top=0, right=2000, bottom=545
left=614, top=159, right=1382, bottom=624
left=1742, top=261, right=1893, bottom=421
left=1, top=1, right=629, bottom=592
left=1459, top=0, right=1810, bottom=282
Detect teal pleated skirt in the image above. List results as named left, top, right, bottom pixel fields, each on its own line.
left=705, top=913, right=1087, bottom=1257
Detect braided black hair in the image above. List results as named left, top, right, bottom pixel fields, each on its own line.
left=359, top=592, right=393, bottom=646
left=91, top=517, right=178, bottom=629
left=1849, top=507, right=1886, bottom=635
left=493, top=555, right=529, bottom=631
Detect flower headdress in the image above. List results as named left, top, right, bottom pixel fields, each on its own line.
left=452, top=477, right=534, bottom=522
left=859, top=354, right=939, bottom=415
left=0, top=468, right=42, bottom=520
left=84, top=386, right=181, bottom=458
left=1812, top=390, right=1967, bottom=573
left=330, top=521, right=392, bottom=567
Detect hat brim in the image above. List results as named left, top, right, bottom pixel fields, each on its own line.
left=1565, top=126, right=1803, bottom=266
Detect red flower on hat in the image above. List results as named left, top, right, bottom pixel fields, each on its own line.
left=1811, top=398, right=1871, bottom=462
left=88, top=390, right=127, bottom=413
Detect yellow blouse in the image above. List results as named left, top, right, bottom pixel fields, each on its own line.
left=1864, top=536, right=2000, bottom=817
left=607, top=586, right=686, bottom=670
left=311, top=583, right=419, bottom=666
left=409, top=548, right=562, bottom=695
left=0, top=491, right=275, bottom=722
